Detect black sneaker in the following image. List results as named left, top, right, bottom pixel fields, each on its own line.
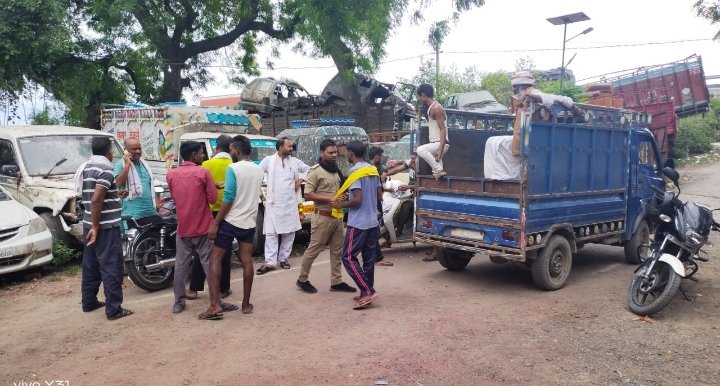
left=330, top=282, right=357, bottom=293
left=296, top=280, right=318, bottom=294
left=256, top=265, right=276, bottom=275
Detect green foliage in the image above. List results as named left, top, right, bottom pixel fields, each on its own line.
left=534, top=78, right=585, bottom=102
left=402, top=59, right=484, bottom=103
left=673, top=99, right=720, bottom=158
left=51, top=239, right=80, bottom=266
left=694, top=1, right=720, bottom=39
left=480, top=71, right=512, bottom=106
left=30, top=108, right=61, bottom=125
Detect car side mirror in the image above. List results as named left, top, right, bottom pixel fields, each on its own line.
left=663, top=167, right=680, bottom=186
left=663, top=158, right=675, bottom=169
left=1, top=165, right=19, bottom=177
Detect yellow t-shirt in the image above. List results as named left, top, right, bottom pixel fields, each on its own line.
left=202, top=154, right=233, bottom=212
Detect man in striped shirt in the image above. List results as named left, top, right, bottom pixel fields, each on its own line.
left=80, top=137, right=133, bottom=320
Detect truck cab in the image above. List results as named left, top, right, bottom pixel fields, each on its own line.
left=0, top=126, right=123, bottom=245
left=414, top=103, right=668, bottom=290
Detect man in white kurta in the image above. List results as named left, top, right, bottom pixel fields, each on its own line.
left=256, top=138, right=309, bottom=274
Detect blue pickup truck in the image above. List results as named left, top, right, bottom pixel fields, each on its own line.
left=414, top=103, right=670, bottom=290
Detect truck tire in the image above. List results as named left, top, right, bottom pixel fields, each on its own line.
left=253, top=208, right=265, bottom=256
left=39, top=212, right=77, bottom=247
left=531, top=235, right=572, bottom=291
left=438, top=248, right=472, bottom=271
left=624, top=220, right=650, bottom=265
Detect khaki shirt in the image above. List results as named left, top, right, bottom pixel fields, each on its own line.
left=305, top=164, right=341, bottom=211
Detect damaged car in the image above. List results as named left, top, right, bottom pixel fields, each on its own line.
left=319, top=73, right=417, bottom=129
left=0, top=185, right=53, bottom=275
left=240, top=77, right=318, bottom=115
left=0, top=126, right=123, bottom=246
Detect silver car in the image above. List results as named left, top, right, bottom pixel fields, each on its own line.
left=0, top=185, right=53, bottom=274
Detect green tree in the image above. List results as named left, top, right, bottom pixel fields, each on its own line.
left=402, top=59, right=484, bottom=103
left=694, top=1, right=720, bottom=39
left=480, top=71, right=512, bottom=106
left=293, top=0, right=485, bottom=128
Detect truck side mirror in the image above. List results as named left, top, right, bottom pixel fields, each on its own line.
left=663, top=158, right=675, bottom=169
left=1, top=165, right=19, bottom=177
left=663, top=167, right=680, bottom=186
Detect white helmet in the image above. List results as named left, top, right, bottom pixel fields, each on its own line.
left=511, top=71, right=535, bottom=86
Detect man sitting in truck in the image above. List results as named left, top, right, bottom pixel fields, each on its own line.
left=510, top=71, right=583, bottom=116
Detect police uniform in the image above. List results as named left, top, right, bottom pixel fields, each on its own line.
left=297, top=164, right=346, bottom=285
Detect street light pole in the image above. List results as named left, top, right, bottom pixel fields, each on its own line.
left=560, top=22, right=568, bottom=92
left=547, top=12, right=591, bottom=93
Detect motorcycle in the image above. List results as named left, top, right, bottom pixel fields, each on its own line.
left=123, top=193, right=177, bottom=292
left=627, top=167, right=720, bottom=315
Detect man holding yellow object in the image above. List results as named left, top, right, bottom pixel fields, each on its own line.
left=331, top=141, right=382, bottom=309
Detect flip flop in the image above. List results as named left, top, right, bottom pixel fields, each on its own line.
left=377, top=260, right=394, bottom=266
left=221, top=290, right=233, bottom=299
left=242, top=303, right=254, bottom=315
left=422, top=256, right=438, bottom=262
left=198, top=311, right=224, bottom=320
left=185, top=293, right=199, bottom=300
left=221, top=302, right=239, bottom=312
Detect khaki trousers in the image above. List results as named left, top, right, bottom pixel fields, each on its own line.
left=298, top=214, right=345, bottom=285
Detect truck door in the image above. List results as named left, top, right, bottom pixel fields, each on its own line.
left=636, top=132, right=665, bottom=200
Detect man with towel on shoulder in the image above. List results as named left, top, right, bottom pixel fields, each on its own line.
left=113, top=137, right=158, bottom=221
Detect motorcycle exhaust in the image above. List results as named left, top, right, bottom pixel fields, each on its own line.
left=144, top=258, right=176, bottom=271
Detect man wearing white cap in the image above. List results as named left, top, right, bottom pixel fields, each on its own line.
left=510, top=70, right=577, bottom=111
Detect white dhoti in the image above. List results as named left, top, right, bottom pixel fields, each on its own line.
left=260, top=154, right=308, bottom=267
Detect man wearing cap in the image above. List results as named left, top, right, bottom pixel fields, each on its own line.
left=510, top=70, right=580, bottom=113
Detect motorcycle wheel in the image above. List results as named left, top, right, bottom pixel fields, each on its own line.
left=627, top=261, right=682, bottom=316
left=127, top=231, right=175, bottom=292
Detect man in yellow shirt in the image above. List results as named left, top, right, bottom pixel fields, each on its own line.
left=187, top=134, right=235, bottom=301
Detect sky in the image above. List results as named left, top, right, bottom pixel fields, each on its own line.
left=191, top=0, right=720, bottom=101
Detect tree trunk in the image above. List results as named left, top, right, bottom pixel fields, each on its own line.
left=84, top=90, right=103, bottom=130
left=160, top=62, right=186, bottom=102
left=326, top=40, right=369, bottom=131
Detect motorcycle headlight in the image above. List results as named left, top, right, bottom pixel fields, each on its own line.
left=126, top=228, right=139, bottom=241
left=659, top=214, right=672, bottom=223
left=685, top=229, right=705, bottom=246
left=27, top=216, right=48, bottom=236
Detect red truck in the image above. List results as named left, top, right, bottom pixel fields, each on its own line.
left=586, top=55, right=710, bottom=157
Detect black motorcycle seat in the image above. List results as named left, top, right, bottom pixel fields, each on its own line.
left=124, top=215, right=175, bottom=228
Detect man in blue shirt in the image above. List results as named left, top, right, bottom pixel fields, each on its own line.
left=113, top=138, right=157, bottom=221
left=331, top=141, right=382, bottom=309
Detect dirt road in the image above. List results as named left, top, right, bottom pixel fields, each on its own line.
left=2, top=161, right=720, bottom=386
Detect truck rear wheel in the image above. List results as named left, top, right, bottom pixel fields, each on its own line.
left=624, top=220, right=650, bottom=265
left=438, top=248, right=472, bottom=271
left=531, top=235, right=572, bottom=291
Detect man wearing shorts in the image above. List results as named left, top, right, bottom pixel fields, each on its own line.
left=203, top=135, right=264, bottom=319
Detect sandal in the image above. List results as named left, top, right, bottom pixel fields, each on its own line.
left=185, top=292, right=199, bottom=300
left=198, top=311, right=224, bottom=320
left=422, top=256, right=438, bottom=262
left=221, top=290, right=232, bottom=299
left=377, top=260, right=394, bottom=266
left=280, top=261, right=291, bottom=270
left=83, top=301, right=105, bottom=312
left=221, top=302, right=239, bottom=312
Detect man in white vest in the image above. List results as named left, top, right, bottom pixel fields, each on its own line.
left=415, top=83, right=450, bottom=180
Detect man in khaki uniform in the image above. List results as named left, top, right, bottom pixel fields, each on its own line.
left=295, top=139, right=357, bottom=294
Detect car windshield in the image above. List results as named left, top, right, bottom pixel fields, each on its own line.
left=250, top=139, right=277, bottom=164
left=18, top=135, right=123, bottom=177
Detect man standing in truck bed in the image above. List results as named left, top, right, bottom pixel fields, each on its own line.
left=416, top=83, right=449, bottom=180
